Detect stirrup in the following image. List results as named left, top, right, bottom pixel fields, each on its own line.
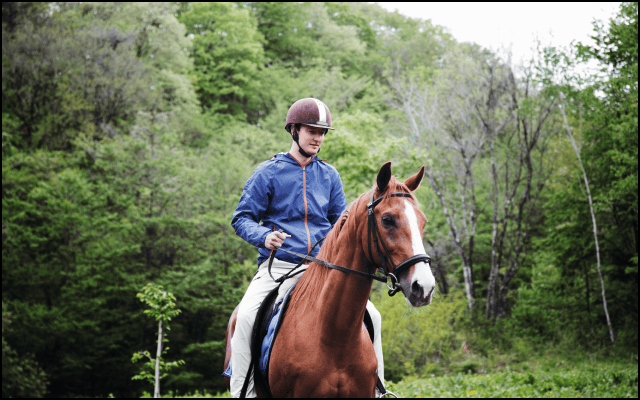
left=376, top=378, right=398, bottom=398
left=383, top=389, right=399, bottom=398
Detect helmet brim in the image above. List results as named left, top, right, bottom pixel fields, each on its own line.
left=302, top=123, right=335, bottom=130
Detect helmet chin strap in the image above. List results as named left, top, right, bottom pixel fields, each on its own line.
left=292, top=132, right=316, bottom=158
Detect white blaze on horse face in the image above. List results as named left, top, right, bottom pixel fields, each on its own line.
left=403, top=200, right=436, bottom=298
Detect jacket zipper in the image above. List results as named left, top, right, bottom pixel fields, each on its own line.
left=302, top=165, right=311, bottom=255
left=289, top=153, right=314, bottom=256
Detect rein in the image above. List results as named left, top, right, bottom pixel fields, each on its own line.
left=268, top=190, right=431, bottom=297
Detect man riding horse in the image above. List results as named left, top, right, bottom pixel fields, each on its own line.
left=230, top=98, right=386, bottom=397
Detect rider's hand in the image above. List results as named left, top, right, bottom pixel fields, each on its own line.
left=265, top=231, right=291, bottom=250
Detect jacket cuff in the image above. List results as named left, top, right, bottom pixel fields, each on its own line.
left=255, top=228, right=272, bottom=249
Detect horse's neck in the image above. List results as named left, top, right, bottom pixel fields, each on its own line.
left=319, top=247, right=372, bottom=342
left=294, top=210, right=372, bottom=344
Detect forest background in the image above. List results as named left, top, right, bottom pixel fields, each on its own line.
left=2, top=2, right=637, bottom=397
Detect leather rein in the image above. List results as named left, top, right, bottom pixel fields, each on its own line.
left=268, top=190, right=431, bottom=296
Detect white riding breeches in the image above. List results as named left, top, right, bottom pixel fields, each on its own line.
left=229, top=258, right=385, bottom=398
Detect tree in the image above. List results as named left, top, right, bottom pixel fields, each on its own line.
left=387, top=45, right=492, bottom=309
left=322, top=109, right=417, bottom=202
left=579, top=3, right=638, bottom=343
left=2, top=302, right=47, bottom=398
left=132, top=284, right=184, bottom=398
left=388, top=43, right=558, bottom=315
left=485, top=59, right=558, bottom=320
left=180, top=2, right=264, bottom=122
left=2, top=3, right=252, bottom=397
left=537, top=1, right=637, bottom=344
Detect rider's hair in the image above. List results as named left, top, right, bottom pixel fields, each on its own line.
left=290, top=123, right=302, bottom=139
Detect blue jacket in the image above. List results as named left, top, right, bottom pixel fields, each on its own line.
left=232, top=153, right=348, bottom=267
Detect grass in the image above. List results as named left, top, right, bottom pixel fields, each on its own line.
left=138, top=389, right=229, bottom=398
left=159, top=356, right=637, bottom=398
left=383, top=347, right=638, bottom=398
left=386, top=363, right=638, bottom=398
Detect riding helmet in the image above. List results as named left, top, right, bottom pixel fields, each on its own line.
left=285, top=98, right=335, bottom=133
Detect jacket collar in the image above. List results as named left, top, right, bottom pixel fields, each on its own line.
left=283, top=152, right=318, bottom=167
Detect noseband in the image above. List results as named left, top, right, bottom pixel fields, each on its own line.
left=268, top=189, right=431, bottom=297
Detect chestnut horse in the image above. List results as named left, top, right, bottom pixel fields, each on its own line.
left=224, top=162, right=436, bottom=397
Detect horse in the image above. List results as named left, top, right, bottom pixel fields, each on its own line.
left=224, top=162, right=436, bottom=397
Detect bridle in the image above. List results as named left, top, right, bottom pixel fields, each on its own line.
left=268, top=189, right=431, bottom=297
left=366, top=190, right=432, bottom=295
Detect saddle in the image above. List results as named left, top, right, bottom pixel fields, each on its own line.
left=234, top=283, right=378, bottom=398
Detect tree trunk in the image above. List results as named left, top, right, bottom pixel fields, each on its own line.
left=487, top=137, right=500, bottom=319
left=154, top=319, right=162, bottom=398
left=461, top=255, right=475, bottom=309
left=426, top=170, right=476, bottom=309
left=426, top=239, right=449, bottom=295
left=584, top=261, right=591, bottom=317
left=559, top=99, right=614, bottom=342
left=436, top=259, right=449, bottom=295
left=154, top=291, right=167, bottom=398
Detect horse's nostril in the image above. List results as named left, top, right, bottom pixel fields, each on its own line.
left=411, top=280, right=423, bottom=297
left=426, top=286, right=434, bottom=302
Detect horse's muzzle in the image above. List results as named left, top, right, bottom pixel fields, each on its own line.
left=406, top=283, right=433, bottom=307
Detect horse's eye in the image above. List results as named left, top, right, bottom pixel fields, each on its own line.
left=381, top=214, right=395, bottom=227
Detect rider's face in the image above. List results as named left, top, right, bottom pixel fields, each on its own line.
left=297, top=125, right=327, bottom=155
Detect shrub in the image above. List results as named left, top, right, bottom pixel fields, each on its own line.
left=373, top=288, right=467, bottom=381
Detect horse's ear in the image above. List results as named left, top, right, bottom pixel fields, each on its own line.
left=377, top=162, right=392, bottom=193
left=404, top=166, right=425, bottom=192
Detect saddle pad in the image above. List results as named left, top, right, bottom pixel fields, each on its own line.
left=259, top=283, right=297, bottom=375
left=222, top=362, right=232, bottom=378
left=220, top=283, right=296, bottom=381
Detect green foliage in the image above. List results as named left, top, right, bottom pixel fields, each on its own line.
left=2, top=303, right=48, bottom=398
left=386, top=362, right=638, bottom=398
left=322, top=110, right=420, bottom=201
left=131, top=350, right=185, bottom=386
left=131, top=284, right=185, bottom=391
left=136, top=283, right=182, bottom=327
left=575, top=1, right=638, bottom=232
left=1, top=1, right=637, bottom=398
left=1, top=2, right=196, bottom=151
left=535, top=1, right=638, bottom=348
left=373, top=289, right=467, bottom=382
left=247, top=2, right=365, bottom=71
left=2, top=82, right=256, bottom=397
left=179, top=2, right=264, bottom=122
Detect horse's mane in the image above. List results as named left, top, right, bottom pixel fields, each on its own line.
left=290, top=176, right=414, bottom=308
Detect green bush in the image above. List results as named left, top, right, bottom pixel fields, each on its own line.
left=374, top=288, right=467, bottom=381
left=388, top=362, right=638, bottom=398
